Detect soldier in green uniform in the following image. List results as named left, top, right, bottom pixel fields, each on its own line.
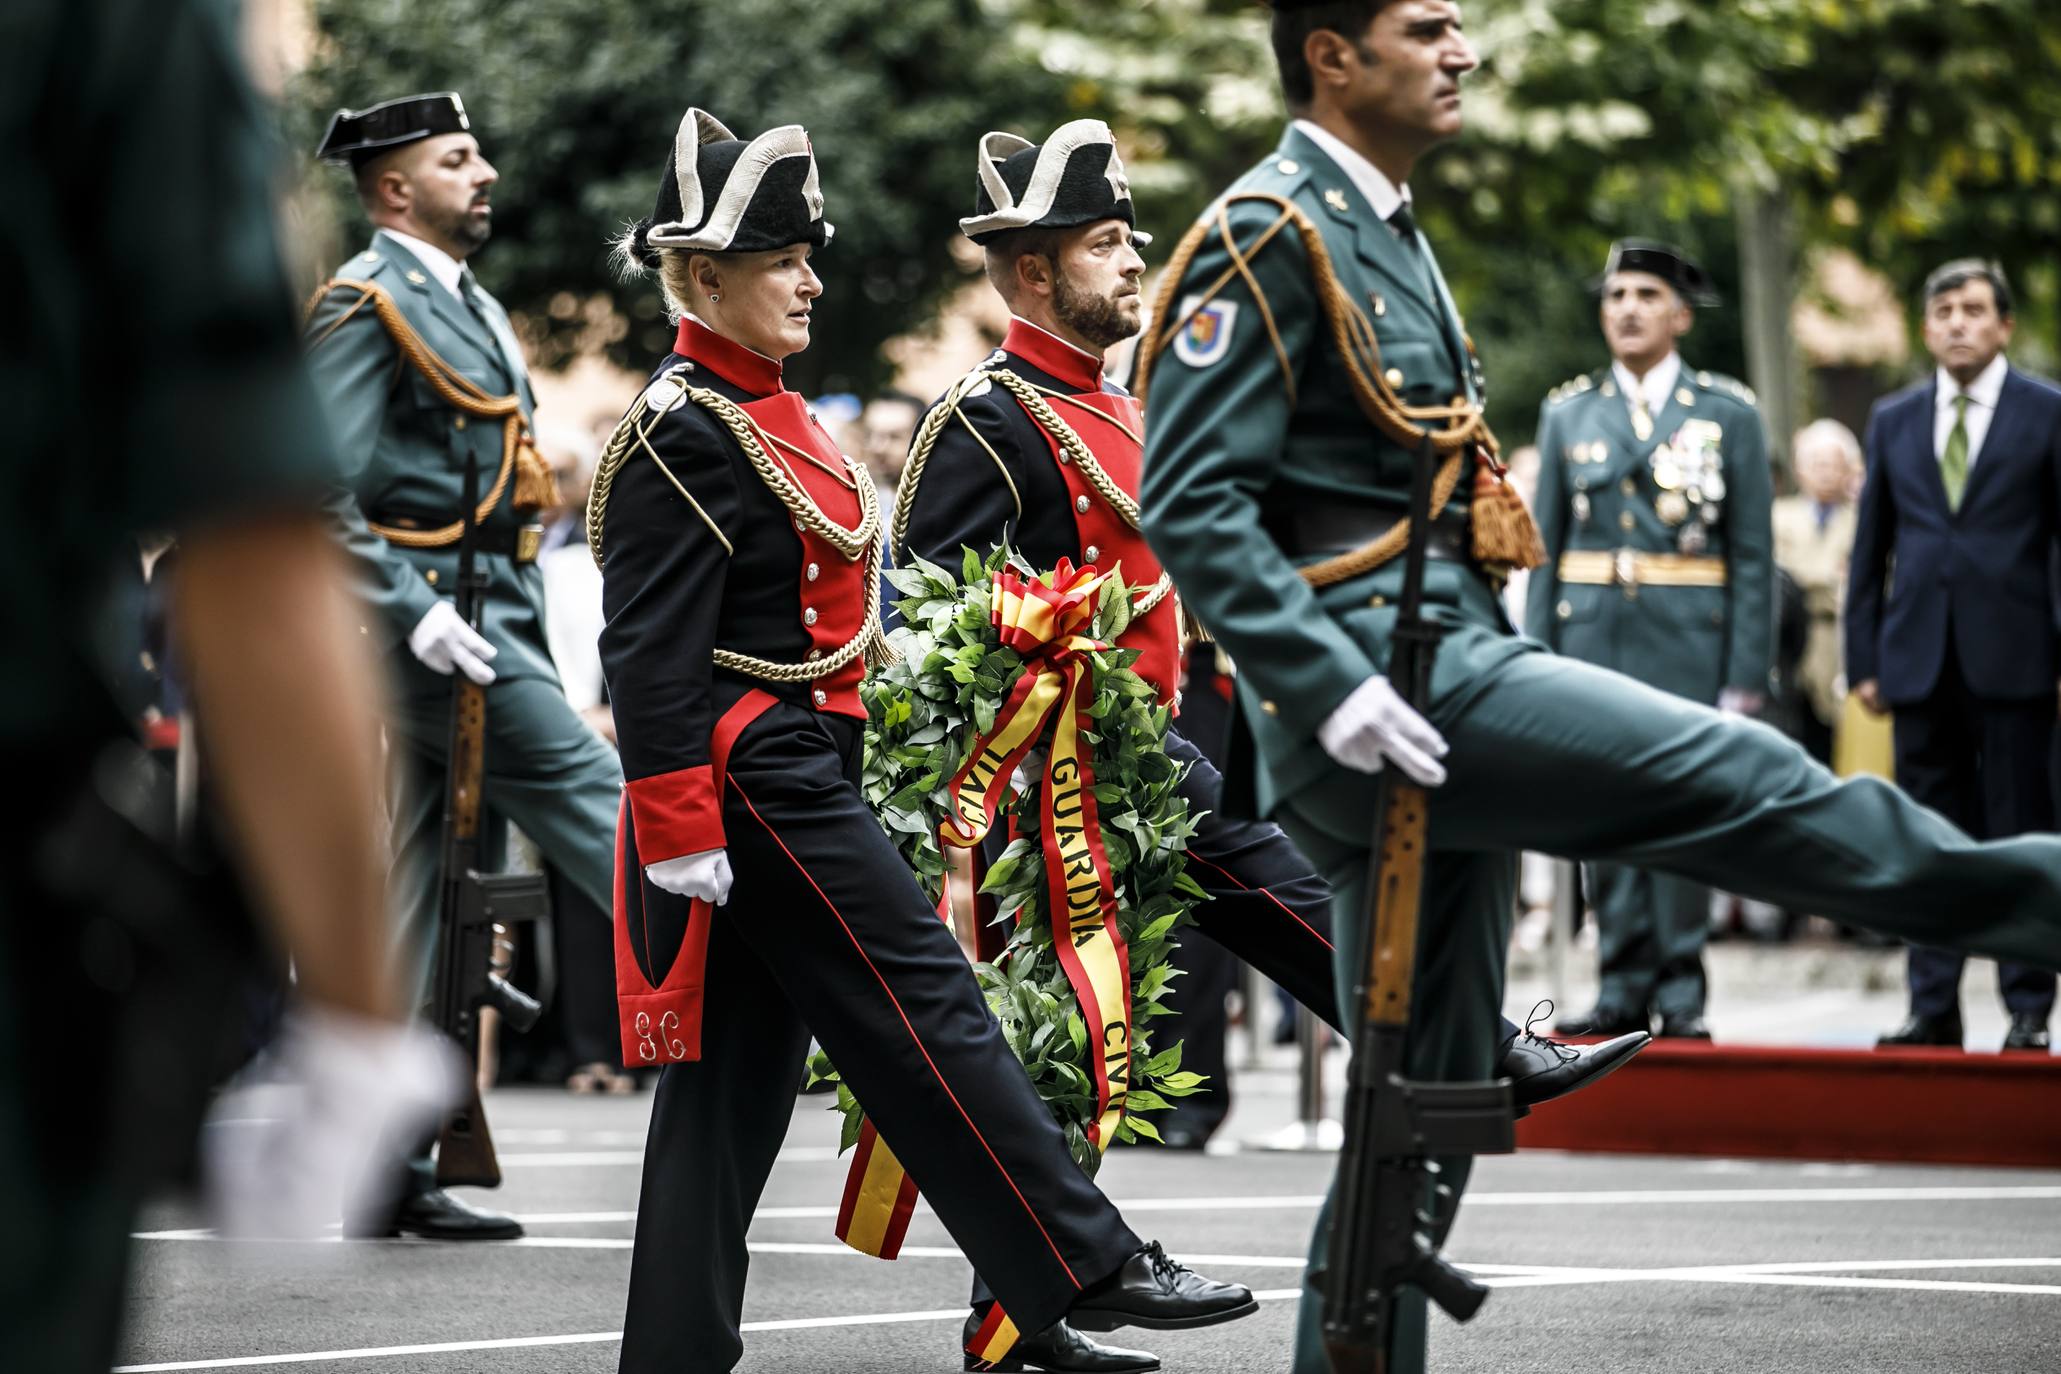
left=305, top=93, right=623, bottom=1241
left=1526, top=240, right=1774, bottom=1041
left=1136, top=3, right=2061, bottom=1371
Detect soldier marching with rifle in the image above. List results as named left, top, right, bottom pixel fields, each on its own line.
left=306, top=93, right=622, bottom=1240
left=1139, top=3, right=2061, bottom=1370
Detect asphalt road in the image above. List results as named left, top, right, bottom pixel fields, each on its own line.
left=120, top=1074, right=2061, bottom=1374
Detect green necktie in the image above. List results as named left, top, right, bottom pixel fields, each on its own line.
left=1941, top=392, right=1970, bottom=511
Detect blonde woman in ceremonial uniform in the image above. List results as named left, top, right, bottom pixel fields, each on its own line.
left=594, top=109, right=1256, bottom=1374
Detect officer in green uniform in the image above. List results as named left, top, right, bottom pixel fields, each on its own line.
left=1526, top=240, right=1774, bottom=1041
left=305, top=93, right=622, bottom=1241
left=4, top=4, right=452, bottom=1367
left=1136, top=4, right=2061, bottom=1372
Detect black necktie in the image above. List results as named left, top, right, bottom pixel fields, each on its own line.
left=1387, top=203, right=1418, bottom=243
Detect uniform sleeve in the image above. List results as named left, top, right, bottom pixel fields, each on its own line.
left=1523, top=401, right=1570, bottom=645
left=898, top=386, right=1030, bottom=572
left=1724, top=403, right=1777, bottom=694
left=1138, top=203, right=1380, bottom=733
left=1843, top=403, right=1894, bottom=686
left=303, top=290, right=440, bottom=648
left=598, top=404, right=742, bottom=860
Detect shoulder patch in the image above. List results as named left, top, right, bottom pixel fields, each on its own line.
left=1171, top=295, right=1237, bottom=369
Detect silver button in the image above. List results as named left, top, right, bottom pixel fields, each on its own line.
left=793, top=518, right=806, bottom=533
left=812, top=689, right=828, bottom=707
left=806, top=562, right=820, bottom=581
left=1084, top=544, right=1100, bottom=562
left=803, top=607, right=819, bottom=626
left=1076, top=495, right=1091, bottom=513
left=1276, top=159, right=1300, bottom=175
left=806, top=648, right=823, bottom=661
left=1557, top=600, right=1573, bottom=619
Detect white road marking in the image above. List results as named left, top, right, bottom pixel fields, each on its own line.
left=497, top=1144, right=840, bottom=1167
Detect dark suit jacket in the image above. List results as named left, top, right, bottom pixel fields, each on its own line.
left=1845, top=364, right=2061, bottom=704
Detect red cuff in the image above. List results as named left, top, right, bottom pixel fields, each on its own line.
left=626, top=765, right=724, bottom=861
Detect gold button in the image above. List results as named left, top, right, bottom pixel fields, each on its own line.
left=806, top=563, right=820, bottom=582
left=139, top=651, right=156, bottom=672
left=1368, top=595, right=1388, bottom=608
left=425, top=569, right=439, bottom=586
left=1384, top=368, right=1404, bottom=389
left=1619, top=510, right=1636, bottom=531
left=1260, top=699, right=1280, bottom=716
left=453, top=415, right=467, bottom=431
left=1076, top=495, right=1091, bottom=513
left=803, top=607, right=819, bottom=626
left=1557, top=600, right=1572, bottom=619
left=1620, top=478, right=1636, bottom=496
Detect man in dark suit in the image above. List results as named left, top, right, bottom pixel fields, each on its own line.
left=1847, top=259, right=2060, bottom=1052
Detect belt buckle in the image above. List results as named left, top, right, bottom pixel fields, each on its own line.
left=1613, top=548, right=1639, bottom=595
left=514, top=524, right=544, bottom=564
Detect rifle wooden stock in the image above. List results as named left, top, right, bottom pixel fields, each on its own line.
left=436, top=1076, right=502, bottom=1188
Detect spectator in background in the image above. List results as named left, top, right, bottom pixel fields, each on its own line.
left=1774, top=419, right=1864, bottom=765
left=1848, top=259, right=2061, bottom=1053
left=861, top=389, right=924, bottom=506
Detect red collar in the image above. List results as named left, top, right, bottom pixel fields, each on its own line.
left=675, top=317, right=786, bottom=398
left=1003, top=317, right=1106, bottom=393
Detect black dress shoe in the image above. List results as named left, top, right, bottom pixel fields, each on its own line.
left=963, top=1312, right=1159, bottom=1372
left=1068, top=1241, right=1257, bottom=1332
left=1876, top=1013, right=1963, bottom=1049
left=1499, top=1019, right=1650, bottom=1112
left=2003, top=1013, right=2052, bottom=1053
left=1554, top=1004, right=1650, bottom=1038
left=1656, top=1013, right=1712, bottom=1040
left=346, top=1188, right=524, bottom=1241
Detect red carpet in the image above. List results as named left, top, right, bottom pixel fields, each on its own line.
left=1517, top=1041, right=2061, bottom=1167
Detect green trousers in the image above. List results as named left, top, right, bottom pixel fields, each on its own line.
left=1280, top=641, right=2061, bottom=1374
left=386, top=675, right=621, bottom=1190
left=1589, top=861, right=1710, bottom=1019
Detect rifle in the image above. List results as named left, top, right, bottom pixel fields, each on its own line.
left=426, top=449, right=549, bottom=1189
left=1320, top=433, right=1517, bottom=1373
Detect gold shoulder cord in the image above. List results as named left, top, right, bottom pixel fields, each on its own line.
left=890, top=368, right=1174, bottom=617
left=588, top=373, right=895, bottom=681
left=303, top=279, right=549, bottom=548
left=1133, top=193, right=1499, bottom=589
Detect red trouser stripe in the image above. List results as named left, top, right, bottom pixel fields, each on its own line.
left=732, top=780, right=1084, bottom=1289
left=1185, top=850, right=1336, bottom=952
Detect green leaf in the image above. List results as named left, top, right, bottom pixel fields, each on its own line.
left=1123, top=1114, right=1164, bottom=1143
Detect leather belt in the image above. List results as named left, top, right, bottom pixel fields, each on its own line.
left=372, top=516, right=545, bottom=565
left=1277, top=505, right=1470, bottom=564
left=1557, top=549, right=1725, bottom=589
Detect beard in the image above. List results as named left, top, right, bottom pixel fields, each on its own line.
left=1053, top=271, right=1141, bottom=350
left=427, top=195, right=493, bottom=254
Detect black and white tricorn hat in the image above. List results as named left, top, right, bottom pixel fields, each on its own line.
left=628, top=108, right=833, bottom=265
left=1595, top=239, right=1722, bottom=308
left=958, top=119, right=1151, bottom=247
left=317, top=92, right=471, bottom=169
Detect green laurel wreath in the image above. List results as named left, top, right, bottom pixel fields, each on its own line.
left=809, top=545, right=1209, bottom=1175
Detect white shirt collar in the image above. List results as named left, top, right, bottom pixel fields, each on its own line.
left=1611, top=352, right=1682, bottom=417
left=1292, top=119, right=1409, bottom=222
left=1936, top=352, right=2008, bottom=411
left=378, top=227, right=467, bottom=300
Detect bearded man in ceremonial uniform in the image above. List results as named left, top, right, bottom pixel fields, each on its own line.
left=1135, top=3, right=2061, bottom=1372
left=896, top=117, right=1648, bottom=1374
left=305, top=93, right=624, bottom=1242
left=1526, top=240, right=1776, bottom=1042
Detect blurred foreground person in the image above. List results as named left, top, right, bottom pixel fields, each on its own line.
left=1137, top=4, right=2061, bottom=1371
left=1527, top=239, right=1776, bottom=1041
left=0, top=3, right=452, bottom=1370
left=595, top=108, right=1257, bottom=1374
left=305, top=90, right=625, bottom=1237
left=1848, top=260, right=2061, bottom=1052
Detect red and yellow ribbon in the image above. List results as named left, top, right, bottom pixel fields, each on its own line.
left=836, top=562, right=1138, bottom=1366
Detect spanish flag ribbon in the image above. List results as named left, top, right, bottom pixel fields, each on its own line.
left=837, top=562, right=1138, bottom=1366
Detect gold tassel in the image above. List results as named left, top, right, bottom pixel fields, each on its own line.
left=864, top=629, right=903, bottom=672
left=1469, top=452, right=1545, bottom=572
left=511, top=429, right=557, bottom=513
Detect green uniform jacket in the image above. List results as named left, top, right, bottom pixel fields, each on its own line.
left=1138, top=125, right=1528, bottom=816
left=304, top=231, right=556, bottom=695
left=1522, top=366, right=1775, bottom=704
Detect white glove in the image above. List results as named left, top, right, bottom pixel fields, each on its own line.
left=408, top=599, right=498, bottom=684
left=201, top=1004, right=461, bottom=1240
left=646, top=848, right=733, bottom=904
left=1009, top=747, right=1050, bottom=798
left=1717, top=687, right=1765, bottom=717
left=1316, top=675, right=1449, bottom=785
